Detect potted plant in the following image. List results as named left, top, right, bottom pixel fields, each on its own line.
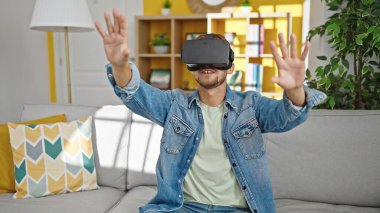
left=162, top=0, right=171, bottom=15
left=241, top=0, right=252, bottom=13
left=149, top=33, right=171, bottom=54
left=307, top=0, right=380, bottom=109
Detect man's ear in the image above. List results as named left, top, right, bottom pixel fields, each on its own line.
left=227, top=64, right=235, bottom=74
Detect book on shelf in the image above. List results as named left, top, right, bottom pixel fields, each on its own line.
left=245, top=63, right=263, bottom=93
left=246, top=24, right=264, bottom=57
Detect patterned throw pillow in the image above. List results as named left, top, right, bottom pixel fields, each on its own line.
left=8, top=117, right=99, bottom=198
left=0, top=114, right=67, bottom=194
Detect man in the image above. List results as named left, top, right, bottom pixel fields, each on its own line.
left=95, top=8, right=326, bottom=213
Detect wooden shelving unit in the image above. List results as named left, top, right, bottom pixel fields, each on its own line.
left=135, top=12, right=292, bottom=98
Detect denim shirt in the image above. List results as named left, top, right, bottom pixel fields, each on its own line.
left=106, top=62, right=327, bottom=213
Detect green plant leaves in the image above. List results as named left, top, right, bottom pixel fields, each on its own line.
left=327, top=96, right=336, bottom=109
left=305, top=0, right=380, bottom=109
left=149, top=33, right=170, bottom=46
left=362, top=0, right=374, bottom=5
left=315, top=66, right=324, bottom=77
left=326, top=22, right=340, bottom=37
left=317, top=56, right=327, bottom=61
left=342, top=58, right=350, bottom=69
left=355, top=33, right=367, bottom=45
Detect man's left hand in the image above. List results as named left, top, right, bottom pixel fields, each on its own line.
left=270, top=33, right=310, bottom=91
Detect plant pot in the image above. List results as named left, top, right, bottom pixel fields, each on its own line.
left=241, top=6, right=252, bottom=14
left=153, top=45, right=169, bottom=54
left=162, top=8, right=171, bottom=15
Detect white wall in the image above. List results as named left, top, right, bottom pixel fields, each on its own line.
left=0, top=0, right=143, bottom=122
left=54, top=0, right=143, bottom=105
left=0, top=0, right=50, bottom=122
left=308, top=1, right=378, bottom=75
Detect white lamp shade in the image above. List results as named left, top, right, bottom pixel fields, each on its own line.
left=30, top=0, right=94, bottom=32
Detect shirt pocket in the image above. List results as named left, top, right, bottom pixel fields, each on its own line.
left=232, top=118, right=265, bottom=160
left=162, top=115, right=194, bottom=154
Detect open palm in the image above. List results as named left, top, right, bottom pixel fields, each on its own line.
left=270, top=33, right=310, bottom=91
left=95, top=8, right=130, bottom=68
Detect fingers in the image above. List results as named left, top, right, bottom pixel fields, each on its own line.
left=104, top=11, right=114, bottom=35
left=113, top=8, right=120, bottom=34
left=119, top=14, right=128, bottom=37
left=278, top=33, right=288, bottom=59
left=300, top=41, right=311, bottom=61
left=290, top=34, right=297, bottom=58
left=95, top=21, right=106, bottom=38
left=270, top=41, right=283, bottom=66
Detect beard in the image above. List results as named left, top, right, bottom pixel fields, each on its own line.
left=195, top=74, right=227, bottom=89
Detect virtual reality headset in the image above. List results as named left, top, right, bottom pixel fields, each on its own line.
left=181, top=34, right=234, bottom=71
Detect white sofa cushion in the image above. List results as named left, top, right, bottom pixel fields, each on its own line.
left=126, top=113, right=162, bottom=189
left=0, top=186, right=125, bottom=213
left=92, top=105, right=133, bottom=190
left=266, top=110, right=380, bottom=207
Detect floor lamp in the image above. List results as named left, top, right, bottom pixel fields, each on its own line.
left=30, top=0, right=94, bottom=104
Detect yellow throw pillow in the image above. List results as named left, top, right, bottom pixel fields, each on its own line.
left=8, top=116, right=99, bottom=198
left=0, top=114, right=67, bottom=194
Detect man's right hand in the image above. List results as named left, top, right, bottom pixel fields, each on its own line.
left=95, top=8, right=130, bottom=68
left=95, top=8, right=132, bottom=87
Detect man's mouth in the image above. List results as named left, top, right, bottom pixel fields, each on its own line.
left=200, top=69, right=216, bottom=74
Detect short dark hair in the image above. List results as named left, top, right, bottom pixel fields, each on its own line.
left=196, top=33, right=227, bottom=41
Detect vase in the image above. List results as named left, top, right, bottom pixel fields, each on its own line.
left=162, top=8, right=171, bottom=15
left=153, top=45, right=169, bottom=54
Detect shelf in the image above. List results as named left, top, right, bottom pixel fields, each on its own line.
left=206, top=13, right=232, bottom=19
left=233, top=12, right=289, bottom=19
left=248, top=54, right=274, bottom=58
left=136, top=14, right=206, bottom=20
left=139, top=53, right=172, bottom=57
left=262, top=92, right=283, bottom=97
left=234, top=54, right=274, bottom=58
left=136, top=13, right=291, bottom=92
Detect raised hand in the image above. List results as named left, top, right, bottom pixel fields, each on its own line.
left=270, top=33, right=310, bottom=91
left=95, top=8, right=130, bottom=69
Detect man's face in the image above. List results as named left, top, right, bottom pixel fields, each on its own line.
left=193, top=65, right=234, bottom=89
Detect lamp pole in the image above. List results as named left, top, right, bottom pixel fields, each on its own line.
left=64, top=27, right=72, bottom=104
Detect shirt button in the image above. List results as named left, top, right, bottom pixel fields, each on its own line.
left=242, top=186, right=247, bottom=190
left=232, top=163, right=236, bottom=167
left=253, top=210, right=257, bottom=213
left=224, top=114, right=227, bottom=119
left=196, top=137, right=199, bottom=141
left=108, top=73, right=113, bottom=78
left=224, top=140, right=227, bottom=144
left=179, top=195, right=182, bottom=198
left=187, top=159, right=190, bottom=163
left=178, top=180, right=181, bottom=183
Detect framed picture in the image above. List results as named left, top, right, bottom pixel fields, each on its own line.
left=185, top=32, right=205, bottom=40
left=149, top=69, right=171, bottom=90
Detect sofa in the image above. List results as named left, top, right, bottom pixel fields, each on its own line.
left=0, top=104, right=379, bottom=213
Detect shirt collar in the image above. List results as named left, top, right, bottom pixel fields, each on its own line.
left=187, top=85, right=238, bottom=112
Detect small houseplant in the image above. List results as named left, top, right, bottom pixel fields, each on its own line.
left=149, top=33, right=170, bottom=54
left=241, top=0, right=252, bottom=13
left=162, top=0, right=171, bottom=15
left=306, top=0, right=380, bottom=109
